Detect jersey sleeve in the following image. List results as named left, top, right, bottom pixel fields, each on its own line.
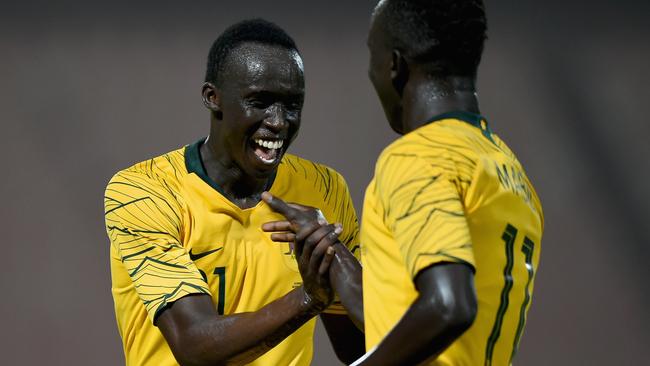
left=321, top=169, right=361, bottom=315
left=105, top=169, right=210, bottom=322
left=376, top=151, right=475, bottom=279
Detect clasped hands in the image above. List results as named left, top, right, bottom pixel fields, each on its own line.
left=261, top=192, right=344, bottom=312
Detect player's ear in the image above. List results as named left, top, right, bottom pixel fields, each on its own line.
left=202, top=82, right=223, bottom=120
left=390, top=49, right=409, bottom=97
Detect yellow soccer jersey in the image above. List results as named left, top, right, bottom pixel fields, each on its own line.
left=360, top=111, right=543, bottom=366
left=104, top=139, right=360, bottom=366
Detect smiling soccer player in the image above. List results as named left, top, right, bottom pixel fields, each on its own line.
left=104, top=19, right=364, bottom=366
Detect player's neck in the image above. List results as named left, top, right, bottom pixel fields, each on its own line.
left=401, top=74, right=480, bottom=133
left=200, top=135, right=271, bottom=208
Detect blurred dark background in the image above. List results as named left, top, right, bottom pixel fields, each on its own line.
left=1, top=0, right=648, bottom=364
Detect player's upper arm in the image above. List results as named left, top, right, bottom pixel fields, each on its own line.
left=415, top=263, right=478, bottom=336
left=105, top=169, right=209, bottom=322
left=376, top=151, right=475, bottom=279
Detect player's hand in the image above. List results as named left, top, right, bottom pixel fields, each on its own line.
left=262, top=201, right=327, bottom=243
left=261, top=192, right=341, bottom=310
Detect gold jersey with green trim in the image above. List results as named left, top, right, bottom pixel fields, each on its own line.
left=360, top=112, right=543, bottom=366
left=104, top=139, right=360, bottom=366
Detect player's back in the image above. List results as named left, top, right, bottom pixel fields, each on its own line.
left=417, top=113, right=543, bottom=365
left=455, top=117, right=542, bottom=366
left=361, top=111, right=543, bottom=366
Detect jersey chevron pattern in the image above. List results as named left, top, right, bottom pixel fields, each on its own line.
left=105, top=139, right=360, bottom=366
left=105, top=153, right=210, bottom=319
left=360, top=112, right=543, bottom=366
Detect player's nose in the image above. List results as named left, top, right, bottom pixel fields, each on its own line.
left=263, top=105, right=288, bottom=132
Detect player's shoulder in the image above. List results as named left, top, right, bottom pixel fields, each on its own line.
left=280, top=153, right=348, bottom=186
left=391, top=118, right=472, bottom=153
left=378, top=121, right=467, bottom=167
left=105, top=146, right=187, bottom=201
left=280, top=154, right=357, bottom=232
left=110, top=146, right=185, bottom=181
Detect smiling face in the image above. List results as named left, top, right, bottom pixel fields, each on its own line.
left=210, top=43, right=305, bottom=179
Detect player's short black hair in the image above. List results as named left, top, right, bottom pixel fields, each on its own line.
left=205, top=18, right=300, bottom=86
left=378, top=0, right=487, bottom=77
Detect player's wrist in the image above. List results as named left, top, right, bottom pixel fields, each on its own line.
left=297, top=286, right=329, bottom=314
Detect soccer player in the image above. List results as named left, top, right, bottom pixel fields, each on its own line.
left=103, top=19, right=364, bottom=366
left=262, top=0, right=544, bottom=365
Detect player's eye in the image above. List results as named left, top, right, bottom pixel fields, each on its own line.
left=286, top=98, right=303, bottom=112
left=287, top=102, right=302, bottom=111
left=247, top=99, right=270, bottom=109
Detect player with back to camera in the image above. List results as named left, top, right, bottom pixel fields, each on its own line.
left=104, top=19, right=365, bottom=366
left=262, top=0, right=544, bottom=365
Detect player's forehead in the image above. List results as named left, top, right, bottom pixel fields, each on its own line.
left=222, top=43, right=304, bottom=87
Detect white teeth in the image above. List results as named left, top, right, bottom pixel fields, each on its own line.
left=255, top=139, right=284, bottom=150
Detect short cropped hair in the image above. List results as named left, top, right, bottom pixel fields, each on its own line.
left=379, top=0, right=487, bottom=77
left=205, top=18, right=300, bottom=86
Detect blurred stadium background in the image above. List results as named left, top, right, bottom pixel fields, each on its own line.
left=1, top=0, right=648, bottom=364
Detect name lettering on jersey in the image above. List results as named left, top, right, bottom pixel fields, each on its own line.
left=494, top=162, right=537, bottom=213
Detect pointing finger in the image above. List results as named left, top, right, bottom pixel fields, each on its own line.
left=262, top=192, right=298, bottom=220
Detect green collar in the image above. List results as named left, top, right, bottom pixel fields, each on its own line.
left=185, top=138, right=226, bottom=195
left=184, top=138, right=277, bottom=198
left=429, top=110, right=495, bottom=143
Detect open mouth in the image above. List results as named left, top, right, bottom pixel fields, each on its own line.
left=251, top=138, right=285, bottom=165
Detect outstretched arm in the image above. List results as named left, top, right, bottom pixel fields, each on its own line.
left=157, top=199, right=338, bottom=366
left=157, top=287, right=324, bottom=366
left=352, top=263, right=477, bottom=366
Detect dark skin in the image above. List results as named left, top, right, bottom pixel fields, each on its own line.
left=156, top=43, right=360, bottom=366
left=261, top=196, right=364, bottom=329
left=200, top=43, right=304, bottom=208
left=261, top=193, right=366, bottom=364
left=262, top=194, right=475, bottom=365
left=367, top=5, right=480, bottom=135
left=263, top=2, right=482, bottom=364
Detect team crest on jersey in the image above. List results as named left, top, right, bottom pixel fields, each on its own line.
left=280, top=242, right=299, bottom=272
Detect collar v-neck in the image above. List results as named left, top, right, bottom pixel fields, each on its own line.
left=184, top=138, right=277, bottom=210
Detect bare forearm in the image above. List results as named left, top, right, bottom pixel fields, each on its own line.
left=353, top=264, right=477, bottom=366
left=329, top=242, right=364, bottom=330
left=353, top=296, right=459, bottom=365
left=160, top=288, right=321, bottom=366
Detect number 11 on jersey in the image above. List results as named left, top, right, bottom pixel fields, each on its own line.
left=485, top=224, right=536, bottom=366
